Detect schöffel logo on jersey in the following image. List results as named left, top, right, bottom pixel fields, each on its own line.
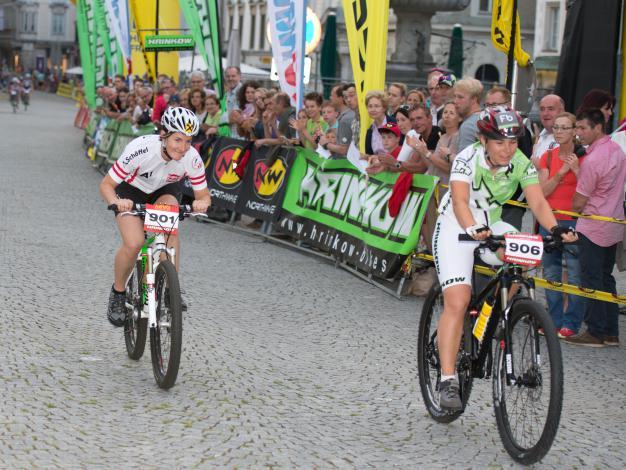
left=213, top=146, right=243, bottom=189
left=253, top=158, right=286, bottom=200
left=124, top=147, right=148, bottom=164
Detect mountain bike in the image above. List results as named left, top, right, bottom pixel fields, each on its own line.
left=10, top=92, right=19, bottom=113
left=108, top=203, right=207, bottom=389
left=418, top=233, right=565, bottom=464
left=21, top=89, right=30, bottom=110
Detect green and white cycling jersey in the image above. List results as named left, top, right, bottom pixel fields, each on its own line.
left=438, top=142, right=539, bottom=224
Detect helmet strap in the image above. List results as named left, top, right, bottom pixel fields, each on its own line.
left=161, top=136, right=173, bottom=161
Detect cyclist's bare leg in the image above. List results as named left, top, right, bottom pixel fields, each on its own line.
left=438, top=284, right=472, bottom=376
left=154, top=194, right=180, bottom=271
left=114, top=215, right=145, bottom=291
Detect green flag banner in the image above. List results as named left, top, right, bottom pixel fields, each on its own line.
left=179, top=0, right=224, bottom=98
left=76, top=0, right=96, bottom=108
left=277, top=149, right=438, bottom=278
left=93, top=0, right=111, bottom=84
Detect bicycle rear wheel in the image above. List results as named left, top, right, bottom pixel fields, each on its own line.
left=417, top=285, right=473, bottom=423
left=493, top=299, right=563, bottom=464
left=124, top=260, right=148, bottom=360
left=150, top=260, right=182, bottom=389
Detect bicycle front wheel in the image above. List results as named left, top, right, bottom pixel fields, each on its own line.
left=150, top=260, right=182, bottom=389
left=493, top=299, right=563, bottom=465
left=124, top=260, right=148, bottom=360
left=417, top=285, right=473, bottom=423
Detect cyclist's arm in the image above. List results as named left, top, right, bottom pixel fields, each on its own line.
left=524, top=183, right=559, bottom=231
left=100, top=174, right=123, bottom=206
left=450, top=181, right=480, bottom=230
left=191, top=188, right=211, bottom=212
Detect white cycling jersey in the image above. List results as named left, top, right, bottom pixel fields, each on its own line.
left=108, top=134, right=207, bottom=194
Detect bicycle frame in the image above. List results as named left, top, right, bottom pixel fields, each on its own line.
left=466, top=264, right=539, bottom=387
left=129, top=232, right=176, bottom=329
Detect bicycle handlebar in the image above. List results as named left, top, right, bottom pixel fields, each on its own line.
left=107, top=203, right=209, bottom=218
left=458, top=233, right=569, bottom=254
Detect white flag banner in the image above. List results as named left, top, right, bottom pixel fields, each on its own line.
left=267, top=1, right=307, bottom=110
left=104, top=0, right=131, bottom=72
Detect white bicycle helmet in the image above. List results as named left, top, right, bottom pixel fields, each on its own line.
left=161, top=106, right=199, bottom=136
left=477, top=221, right=518, bottom=266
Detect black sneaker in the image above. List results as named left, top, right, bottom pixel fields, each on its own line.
left=439, top=378, right=462, bottom=411
left=107, top=286, right=127, bottom=327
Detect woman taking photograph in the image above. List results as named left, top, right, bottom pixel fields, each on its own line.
left=538, top=112, right=586, bottom=339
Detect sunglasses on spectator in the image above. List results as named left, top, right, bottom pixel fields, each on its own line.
left=553, top=125, right=574, bottom=131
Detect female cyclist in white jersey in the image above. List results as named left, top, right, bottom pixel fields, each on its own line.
left=433, top=106, right=578, bottom=410
left=100, top=107, right=211, bottom=326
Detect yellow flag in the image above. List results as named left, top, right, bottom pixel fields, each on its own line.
left=129, top=0, right=180, bottom=81
left=342, top=0, right=390, bottom=152
left=491, top=0, right=530, bottom=67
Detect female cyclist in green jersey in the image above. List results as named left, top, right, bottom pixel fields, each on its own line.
left=433, top=106, right=578, bottom=410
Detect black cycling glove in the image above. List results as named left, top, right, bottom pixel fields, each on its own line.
left=550, top=225, right=576, bottom=241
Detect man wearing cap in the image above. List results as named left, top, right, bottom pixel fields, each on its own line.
left=436, top=74, right=456, bottom=115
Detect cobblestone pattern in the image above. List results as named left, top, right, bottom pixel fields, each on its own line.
left=1, top=93, right=625, bottom=468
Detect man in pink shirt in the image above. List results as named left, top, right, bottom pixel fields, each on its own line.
left=565, top=108, right=626, bottom=347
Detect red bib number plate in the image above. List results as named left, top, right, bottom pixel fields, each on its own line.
left=144, top=204, right=179, bottom=234
left=503, top=233, right=543, bottom=266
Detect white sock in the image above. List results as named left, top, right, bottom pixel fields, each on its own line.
left=441, top=374, right=456, bottom=382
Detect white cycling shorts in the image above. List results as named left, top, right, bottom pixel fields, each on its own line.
left=432, top=213, right=484, bottom=291
left=433, top=213, right=518, bottom=291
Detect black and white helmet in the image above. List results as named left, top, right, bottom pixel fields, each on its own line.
left=161, top=106, right=199, bottom=136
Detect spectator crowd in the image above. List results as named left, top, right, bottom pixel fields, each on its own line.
left=88, top=66, right=626, bottom=349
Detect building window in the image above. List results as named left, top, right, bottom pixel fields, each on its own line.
left=0, top=8, right=4, bottom=31
left=545, top=3, right=560, bottom=51
left=478, top=0, right=492, bottom=14
left=475, top=64, right=500, bottom=84
left=52, top=12, right=65, bottom=35
left=22, top=11, right=37, bottom=33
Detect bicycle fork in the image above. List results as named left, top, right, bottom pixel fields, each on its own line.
left=144, top=234, right=176, bottom=329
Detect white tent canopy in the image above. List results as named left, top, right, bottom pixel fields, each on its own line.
left=63, top=57, right=269, bottom=78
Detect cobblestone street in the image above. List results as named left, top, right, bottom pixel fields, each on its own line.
left=1, top=92, right=625, bottom=468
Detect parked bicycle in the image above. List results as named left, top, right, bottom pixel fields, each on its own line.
left=418, top=233, right=565, bottom=464
left=108, top=203, right=207, bottom=389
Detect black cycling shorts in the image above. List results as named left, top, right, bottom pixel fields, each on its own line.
left=113, top=182, right=181, bottom=216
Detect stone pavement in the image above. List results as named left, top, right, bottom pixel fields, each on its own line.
left=0, top=92, right=625, bottom=468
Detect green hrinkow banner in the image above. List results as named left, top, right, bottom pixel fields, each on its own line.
left=76, top=0, right=96, bottom=108
left=277, top=149, right=439, bottom=278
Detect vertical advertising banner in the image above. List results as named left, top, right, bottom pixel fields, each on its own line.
left=341, top=0, right=390, bottom=152
left=179, top=0, right=224, bottom=97
left=104, top=0, right=132, bottom=76
left=491, top=0, right=530, bottom=66
left=267, top=1, right=307, bottom=110
left=76, top=0, right=96, bottom=108
left=129, top=0, right=180, bottom=80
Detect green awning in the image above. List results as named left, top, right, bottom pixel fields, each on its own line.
left=534, top=55, right=560, bottom=71
left=320, top=14, right=337, bottom=99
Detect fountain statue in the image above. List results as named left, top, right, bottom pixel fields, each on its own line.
left=388, top=0, right=470, bottom=84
